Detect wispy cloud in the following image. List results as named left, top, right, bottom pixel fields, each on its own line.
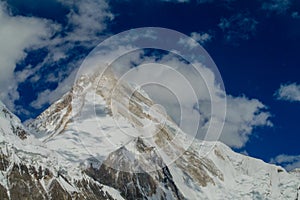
left=262, top=0, right=291, bottom=14
left=218, top=13, right=258, bottom=44
left=178, top=31, right=212, bottom=49
left=270, top=154, right=300, bottom=171
left=274, top=83, right=300, bottom=102
left=191, top=32, right=212, bottom=44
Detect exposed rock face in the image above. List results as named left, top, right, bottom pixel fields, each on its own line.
left=27, top=92, right=73, bottom=140
left=0, top=184, right=8, bottom=200
left=0, top=154, right=115, bottom=200
left=9, top=164, right=47, bottom=199
left=1, top=106, right=28, bottom=140
left=0, top=153, right=9, bottom=171
left=48, top=179, right=72, bottom=200
left=0, top=101, right=116, bottom=200
left=85, top=138, right=185, bottom=200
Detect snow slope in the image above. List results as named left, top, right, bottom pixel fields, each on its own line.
left=0, top=68, right=299, bottom=199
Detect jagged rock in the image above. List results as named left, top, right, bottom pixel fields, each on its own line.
left=8, top=164, right=47, bottom=200
left=0, top=184, right=8, bottom=200
left=0, top=153, right=9, bottom=170
left=49, top=179, right=72, bottom=200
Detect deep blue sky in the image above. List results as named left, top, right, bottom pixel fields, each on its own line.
left=3, top=0, right=300, bottom=168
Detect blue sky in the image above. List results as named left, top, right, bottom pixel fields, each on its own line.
left=0, top=0, right=299, bottom=170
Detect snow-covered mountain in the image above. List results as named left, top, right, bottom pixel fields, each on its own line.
left=0, top=69, right=299, bottom=199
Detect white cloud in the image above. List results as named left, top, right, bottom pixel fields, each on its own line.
left=191, top=32, right=212, bottom=44
left=218, top=13, right=258, bottom=43
left=220, top=95, right=272, bottom=148
left=270, top=154, right=300, bottom=171
left=274, top=83, right=300, bottom=102
left=33, top=0, right=114, bottom=72
left=0, top=0, right=114, bottom=117
left=262, top=0, right=291, bottom=14
left=239, top=150, right=249, bottom=156
left=0, top=2, right=58, bottom=111
left=59, top=0, right=113, bottom=46
left=27, top=0, right=114, bottom=110
left=178, top=32, right=212, bottom=49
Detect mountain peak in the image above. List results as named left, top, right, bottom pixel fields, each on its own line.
left=0, top=69, right=299, bottom=199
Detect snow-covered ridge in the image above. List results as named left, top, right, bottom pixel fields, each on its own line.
left=0, top=68, right=299, bottom=199
left=0, top=99, right=123, bottom=199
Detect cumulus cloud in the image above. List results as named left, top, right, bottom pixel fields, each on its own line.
left=274, top=83, right=300, bottom=102
left=0, top=2, right=58, bottom=111
left=220, top=95, right=272, bottom=148
left=0, top=0, right=114, bottom=117
left=270, top=154, right=300, bottom=171
left=262, top=0, right=291, bottom=14
left=218, top=13, right=258, bottom=44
